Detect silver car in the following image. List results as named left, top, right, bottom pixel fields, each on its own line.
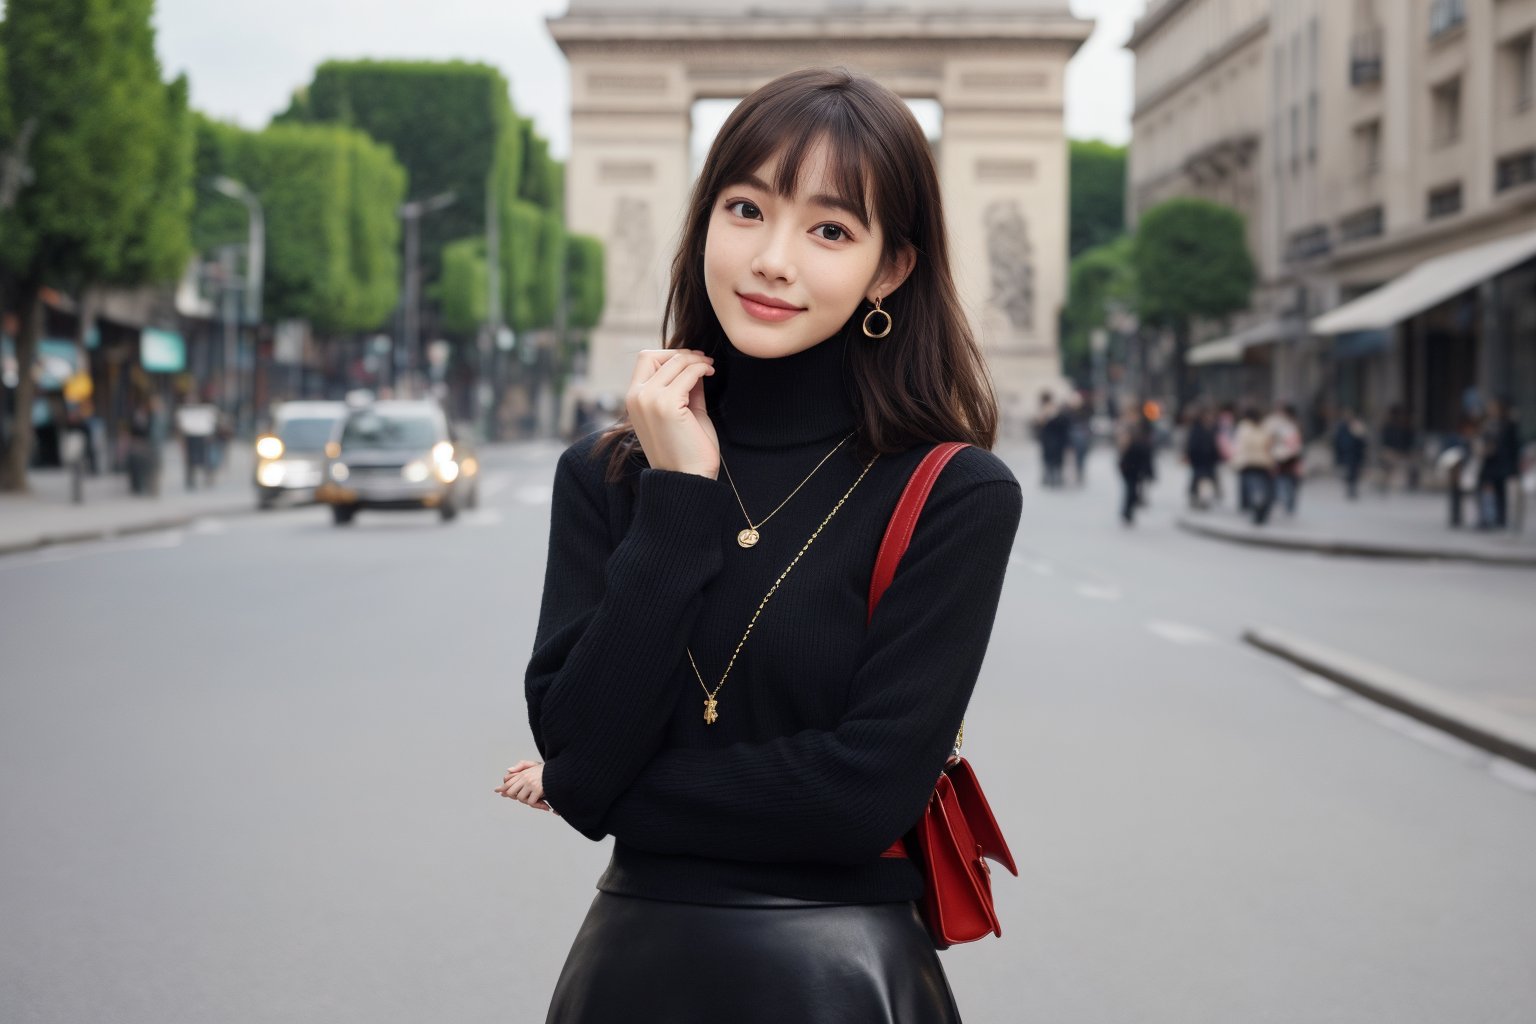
left=253, top=401, right=348, bottom=509
left=316, top=401, right=480, bottom=525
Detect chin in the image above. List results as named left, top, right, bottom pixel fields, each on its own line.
left=720, top=317, right=839, bottom=360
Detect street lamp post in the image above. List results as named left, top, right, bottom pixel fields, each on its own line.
left=396, top=191, right=456, bottom=397
left=210, top=176, right=264, bottom=436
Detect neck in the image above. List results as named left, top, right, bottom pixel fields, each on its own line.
left=708, top=332, right=859, bottom=449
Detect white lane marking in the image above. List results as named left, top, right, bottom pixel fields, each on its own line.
left=1145, top=620, right=1215, bottom=645
left=1075, top=583, right=1122, bottom=601
left=515, top=485, right=552, bottom=506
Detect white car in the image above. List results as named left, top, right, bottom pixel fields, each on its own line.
left=252, top=401, right=348, bottom=509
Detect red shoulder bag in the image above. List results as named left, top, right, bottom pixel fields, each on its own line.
left=870, top=442, right=1019, bottom=950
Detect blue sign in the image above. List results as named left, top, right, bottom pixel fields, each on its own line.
left=141, top=328, right=186, bottom=373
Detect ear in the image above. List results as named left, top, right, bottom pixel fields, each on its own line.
left=868, top=244, right=917, bottom=303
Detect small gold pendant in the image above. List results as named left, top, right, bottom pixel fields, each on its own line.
left=703, top=697, right=719, bottom=724
left=736, top=528, right=760, bottom=549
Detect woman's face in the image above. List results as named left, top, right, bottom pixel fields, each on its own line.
left=703, top=139, right=909, bottom=360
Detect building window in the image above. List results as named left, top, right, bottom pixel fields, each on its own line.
left=1291, top=105, right=1301, bottom=173
left=1351, top=28, right=1384, bottom=86
left=1504, top=32, right=1534, bottom=114
left=1308, top=93, right=1319, bottom=163
left=1429, top=0, right=1466, bottom=41
left=1286, top=224, right=1332, bottom=263
left=1432, top=76, right=1462, bottom=146
left=1497, top=149, right=1536, bottom=192
left=1340, top=206, right=1386, bottom=244
left=1427, top=182, right=1463, bottom=218
left=1353, top=119, right=1383, bottom=178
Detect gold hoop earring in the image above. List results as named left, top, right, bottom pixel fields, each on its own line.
left=862, top=296, right=893, bottom=339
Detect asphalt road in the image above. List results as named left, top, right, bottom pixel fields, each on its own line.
left=2, top=439, right=1533, bottom=1023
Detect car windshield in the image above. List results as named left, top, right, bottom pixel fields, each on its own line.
left=341, top=413, right=438, bottom=450
left=278, top=417, right=338, bottom=451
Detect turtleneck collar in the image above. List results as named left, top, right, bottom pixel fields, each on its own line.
left=707, top=332, right=860, bottom=449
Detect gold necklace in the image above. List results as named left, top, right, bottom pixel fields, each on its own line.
left=718, top=431, right=856, bottom=549
left=689, top=452, right=880, bottom=724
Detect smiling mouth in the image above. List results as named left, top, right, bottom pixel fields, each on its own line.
left=737, top=293, right=806, bottom=322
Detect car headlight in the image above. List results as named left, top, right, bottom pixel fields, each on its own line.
left=432, top=441, right=455, bottom=465
left=257, top=462, right=286, bottom=487
left=330, top=462, right=350, bottom=482
left=256, top=435, right=284, bottom=460
left=436, top=460, right=460, bottom=483
left=403, top=460, right=431, bottom=482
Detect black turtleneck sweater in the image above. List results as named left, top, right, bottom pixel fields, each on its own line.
left=526, top=333, right=1022, bottom=906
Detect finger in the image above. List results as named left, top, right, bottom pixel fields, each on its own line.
left=629, top=349, right=690, bottom=388
left=642, top=351, right=714, bottom=392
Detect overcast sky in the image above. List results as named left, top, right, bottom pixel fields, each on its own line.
left=153, top=0, right=1145, bottom=158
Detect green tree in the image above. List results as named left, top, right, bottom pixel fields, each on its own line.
left=0, top=0, right=194, bottom=491
left=192, top=117, right=405, bottom=334
left=1061, top=234, right=1136, bottom=381
left=1069, top=140, right=1127, bottom=260
left=1132, top=197, right=1255, bottom=414
left=437, top=236, right=488, bottom=335
left=565, top=234, right=605, bottom=332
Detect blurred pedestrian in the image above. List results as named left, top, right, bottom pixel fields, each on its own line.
left=1033, top=391, right=1069, bottom=488
left=175, top=401, right=216, bottom=491
left=1068, top=393, right=1092, bottom=487
left=1478, top=398, right=1521, bottom=529
left=1232, top=407, right=1274, bottom=525
left=1332, top=409, right=1368, bottom=500
left=1117, top=409, right=1154, bottom=525
left=1266, top=402, right=1304, bottom=516
left=1184, top=405, right=1221, bottom=510
left=1378, top=404, right=1417, bottom=492
left=1440, top=416, right=1481, bottom=528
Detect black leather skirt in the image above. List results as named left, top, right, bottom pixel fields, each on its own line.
left=545, top=892, right=963, bottom=1023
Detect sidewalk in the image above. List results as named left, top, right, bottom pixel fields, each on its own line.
left=1175, top=471, right=1536, bottom=568
left=0, top=444, right=259, bottom=556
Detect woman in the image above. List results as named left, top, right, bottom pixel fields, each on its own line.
left=496, top=68, right=1022, bottom=1021
left=1231, top=407, right=1275, bottom=525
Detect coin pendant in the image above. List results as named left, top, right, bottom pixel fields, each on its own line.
left=737, top=528, right=760, bottom=548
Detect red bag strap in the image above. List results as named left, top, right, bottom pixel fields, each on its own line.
left=867, top=442, right=971, bottom=626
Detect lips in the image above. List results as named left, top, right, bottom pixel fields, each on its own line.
left=737, top=292, right=806, bottom=323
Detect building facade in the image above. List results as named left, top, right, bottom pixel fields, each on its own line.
left=1128, top=0, right=1536, bottom=439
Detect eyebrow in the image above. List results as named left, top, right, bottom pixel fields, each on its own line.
left=736, top=173, right=869, bottom=229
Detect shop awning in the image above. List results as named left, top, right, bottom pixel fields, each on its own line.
left=1311, top=226, right=1536, bottom=335
left=1186, top=317, right=1289, bottom=366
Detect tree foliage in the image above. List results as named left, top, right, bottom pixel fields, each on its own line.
left=1132, top=197, right=1254, bottom=326
left=1132, top=197, right=1256, bottom=412
left=1062, top=234, right=1136, bottom=377
left=0, top=0, right=194, bottom=489
left=193, top=116, right=405, bottom=333
left=1069, top=140, right=1127, bottom=260
left=438, top=236, right=488, bottom=335
left=565, top=234, right=605, bottom=331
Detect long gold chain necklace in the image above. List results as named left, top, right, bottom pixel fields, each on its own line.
left=719, top=431, right=856, bottom=549
left=689, top=451, right=880, bottom=724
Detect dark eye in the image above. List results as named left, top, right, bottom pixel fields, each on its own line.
left=726, top=200, right=762, bottom=220
left=815, top=224, right=847, bottom=242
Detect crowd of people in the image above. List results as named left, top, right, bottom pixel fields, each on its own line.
left=1030, top=387, right=1529, bottom=534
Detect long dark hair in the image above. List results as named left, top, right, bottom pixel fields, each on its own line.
left=595, top=66, right=998, bottom=481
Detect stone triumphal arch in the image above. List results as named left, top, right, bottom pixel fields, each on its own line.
left=548, top=1, right=1093, bottom=417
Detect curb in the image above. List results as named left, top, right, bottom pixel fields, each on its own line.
left=0, top=500, right=261, bottom=559
left=1177, top=516, right=1536, bottom=569
left=1243, top=626, right=1536, bottom=771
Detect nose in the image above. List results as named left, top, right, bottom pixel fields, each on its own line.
left=749, top=225, right=797, bottom=285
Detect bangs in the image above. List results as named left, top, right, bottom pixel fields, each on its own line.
left=707, top=87, right=880, bottom=229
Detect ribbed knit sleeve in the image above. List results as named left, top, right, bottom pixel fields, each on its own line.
left=526, top=442, right=738, bottom=831
left=590, top=475, right=1023, bottom=864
